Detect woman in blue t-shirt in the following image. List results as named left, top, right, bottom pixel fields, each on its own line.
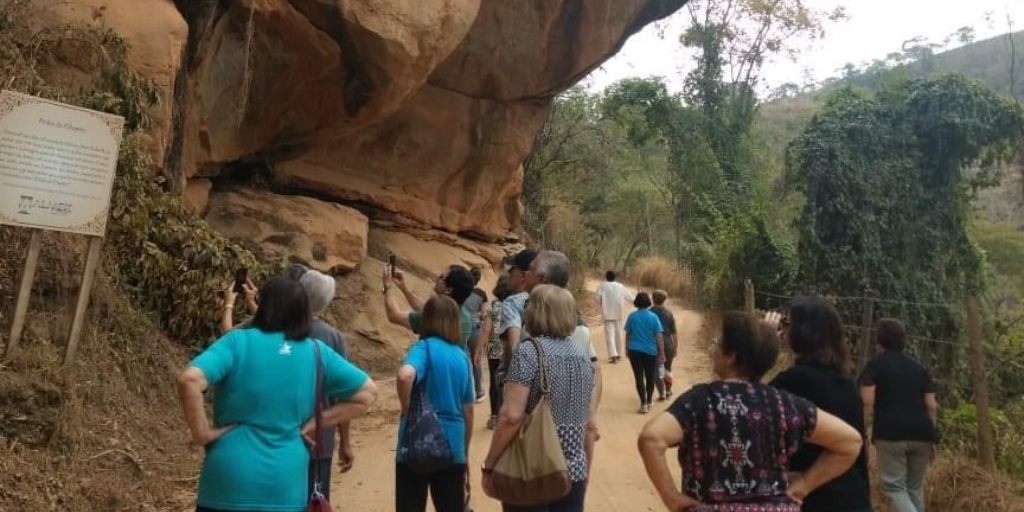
left=624, top=292, right=665, bottom=414
left=178, top=277, right=378, bottom=512
left=395, top=295, right=475, bottom=512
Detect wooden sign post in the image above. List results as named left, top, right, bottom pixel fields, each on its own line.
left=0, top=90, right=124, bottom=366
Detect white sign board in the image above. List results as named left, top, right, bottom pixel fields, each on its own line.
left=0, top=90, right=124, bottom=237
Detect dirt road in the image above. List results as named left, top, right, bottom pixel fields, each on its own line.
left=335, top=279, right=711, bottom=511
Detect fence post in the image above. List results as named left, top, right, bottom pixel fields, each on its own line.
left=744, top=280, right=755, bottom=314
left=857, top=297, right=875, bottom=372
left=967, top=296, right=995, bottom=471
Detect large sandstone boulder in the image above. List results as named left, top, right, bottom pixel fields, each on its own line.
left=276, top=84, right=541, bottom=240
left=175, top=0, right=687, bottom=239
left=205, top=189, right=369, bottom=272
left=32, top=0, right=187, bottom=164
left=179, top=0, right=480, bottom=177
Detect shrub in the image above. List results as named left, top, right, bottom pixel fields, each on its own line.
left=627, top=256, right=691, bottom=299
left=940, top=400, right=1024, bottom=479
left=105, top=135, right=283, bottom=344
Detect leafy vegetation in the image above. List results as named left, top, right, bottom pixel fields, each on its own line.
left=787, top=74, right=1023, bottom=403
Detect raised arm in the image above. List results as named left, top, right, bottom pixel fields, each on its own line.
left=383, top=268, right=413, bottom=329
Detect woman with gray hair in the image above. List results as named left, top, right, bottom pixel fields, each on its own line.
left=298, top=269, right=354, bottom=502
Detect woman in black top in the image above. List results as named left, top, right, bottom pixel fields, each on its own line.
left=769, top=297, right=872, bottom=512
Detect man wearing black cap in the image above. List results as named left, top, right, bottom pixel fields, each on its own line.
left=497, top=248, right=537, bottom=370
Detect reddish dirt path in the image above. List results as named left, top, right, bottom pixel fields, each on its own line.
left=334, top=279, right=711, bottom=511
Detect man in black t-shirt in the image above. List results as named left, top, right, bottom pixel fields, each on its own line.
left=859, top=318, right=938, bottom=512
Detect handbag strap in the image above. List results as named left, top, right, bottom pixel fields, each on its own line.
left=526, top=338, right=550, bottom=395
left=311, top=341, right=325, bottom=494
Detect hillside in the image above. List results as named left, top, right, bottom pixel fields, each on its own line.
left=755, top=29, right=1024, bottom=162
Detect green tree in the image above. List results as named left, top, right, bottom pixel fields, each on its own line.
left=788, top=75, right=1024, bottom=374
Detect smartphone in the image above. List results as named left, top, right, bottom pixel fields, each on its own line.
left=389, top=252, right=397, bottom=278
left=233, top=268, right=248, bottom=294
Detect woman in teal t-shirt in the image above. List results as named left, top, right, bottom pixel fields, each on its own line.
left=395, top=295, right=475, bottom=512
left=178, top=277, right=378, bottom=512
left=625, top=292, right=665, bottom=414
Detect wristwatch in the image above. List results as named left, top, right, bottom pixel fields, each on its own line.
left=480, top=462, right=494, bottom=475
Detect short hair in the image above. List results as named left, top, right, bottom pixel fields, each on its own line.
left=652, top=289, right=668, bottom=306
left=443, top=265, right=474, bottom=305
left=251, top=277, right=312, bottom=341
left=492, top=273, right=512, bottom=301
left=282, top=263, right=309, bottom=281
left=470, top=266, right=482, bottom=285
left=633, top=292, right=652, bottom=309
left=720, top=311, right=779, bottom=381
left=606, top=270, right=616, bottom=281
left=525, top=285, right=577, bottom=338
left=534, top=251, right=571, bottom=288
left=787, top=297, right=852, bottom=375
left=875, top=318, right=907, bottom=351
left=299, top=270, right=336, bottom=317
left=420, top=296, right=462, bottom=345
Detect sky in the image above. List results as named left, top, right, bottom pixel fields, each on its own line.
left=586, top=0, right=1024, bottom=96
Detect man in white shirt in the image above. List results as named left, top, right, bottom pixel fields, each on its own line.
left=596, top=270, right=634, bottom=363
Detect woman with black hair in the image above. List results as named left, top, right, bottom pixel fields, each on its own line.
left=769, top=297, right=872, bottom=512
left=178, top=277, right=378, bottom=512
left=624, top=292, right=665, bottom=414
left=638, top=312, right=864, bottom=512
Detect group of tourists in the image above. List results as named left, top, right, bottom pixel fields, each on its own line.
left=177, top=251, right=938, bottom=512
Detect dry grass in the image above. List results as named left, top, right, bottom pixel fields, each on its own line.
left=626, top=256, right=692, bottom=299
left=866, top=453, right=1024, bottom=512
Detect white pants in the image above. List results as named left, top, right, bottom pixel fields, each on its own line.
left=604, top=319, right=624, bottom=358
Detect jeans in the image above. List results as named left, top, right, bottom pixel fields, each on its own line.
left=628, top=350, right=659, bottom=405
left=501, top=480, right=588, bottom=512
left=604, top=319, right=624, bottom=358
left=467, top=341, right=484, bottom=398
left=396, top=462, right=467, bottom=512
left=876, top=440, right=931, bottom=512
left=488, top=358, right=503, bottom=416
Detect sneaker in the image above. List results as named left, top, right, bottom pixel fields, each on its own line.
left=486, top=415, right=497, bottom=429
left=475, top=394, right=486, bottom=404
left=657, top=395, right=667, bottom=402
left=639, top=404, right=650, bottom=414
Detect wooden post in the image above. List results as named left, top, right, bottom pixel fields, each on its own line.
left=857, top=297, right=875, bottom=372
left=744, top=280, right=755, bottom=314
left=4, top=229, right=43, bottom=360
left=63, top=236, right=103, bottom=366
left=967, top=296, right=995, bottom=471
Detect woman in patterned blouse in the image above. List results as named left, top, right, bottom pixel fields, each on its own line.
left=481, top=284, right=596, bottom=512
left=637, top=312, right=863, bottom=512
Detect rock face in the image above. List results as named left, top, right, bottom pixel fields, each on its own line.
left=171, top=0, right=686, bottom=240
left=31, top=0, right=688, bottom=354
left=33, top=0, right=187, bottom=164
left=205, top=189, right=369, bottom=273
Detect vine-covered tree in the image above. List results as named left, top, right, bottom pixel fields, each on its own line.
left=787, top=74, right=1024, bottom=372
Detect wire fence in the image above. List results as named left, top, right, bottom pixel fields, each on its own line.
left=746, top=281, right=1019, bottom=471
